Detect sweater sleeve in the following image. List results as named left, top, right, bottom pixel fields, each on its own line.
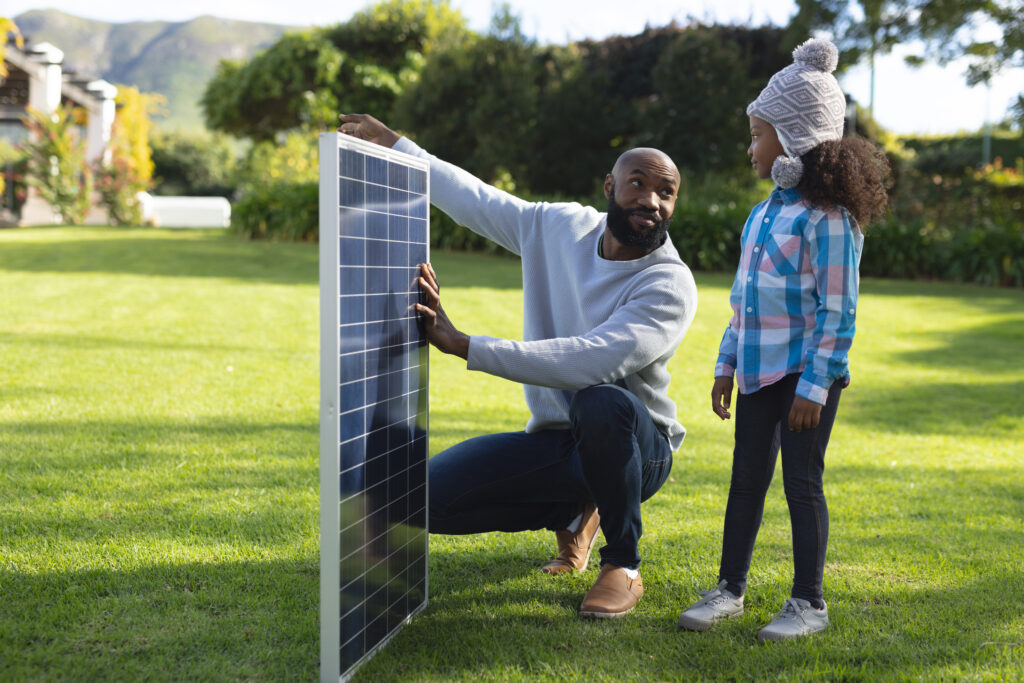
left=466, top=277, right=694, bottom=390
left=394, top=137, right=534, bottom=255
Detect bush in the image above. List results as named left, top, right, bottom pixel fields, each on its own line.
left=668, top=172, right=770, bottom=271
left=869, top=153, right=1024, bottom=286
left=231, top=181, right=318, bottom=241
left=150, top=132, right=237, bottom=197
left=23, top=105, right=93, bottom=225
left=227, top=144, right=1023, bottom=289
left=94, top=155, right=144, bottom=226
left=901, top=131, right=1024, bottom=176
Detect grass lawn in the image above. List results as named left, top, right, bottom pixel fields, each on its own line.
left=1, top=226, right=1022, bottom=681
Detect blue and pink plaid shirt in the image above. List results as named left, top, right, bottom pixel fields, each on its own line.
left=715, top=186, right=863, bottom=406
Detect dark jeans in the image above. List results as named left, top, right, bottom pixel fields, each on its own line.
left=429, top=383, right=673, bottom=569
left=719, top=373, right=843, bottom=603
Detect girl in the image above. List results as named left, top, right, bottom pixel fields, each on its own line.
left=678, top=38, right=889, bottom=642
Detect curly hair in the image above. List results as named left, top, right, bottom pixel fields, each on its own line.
left=797, top=137, right=891, bottom=229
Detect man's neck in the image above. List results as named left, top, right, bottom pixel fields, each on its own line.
left=600, top=229, right=661, bottom=261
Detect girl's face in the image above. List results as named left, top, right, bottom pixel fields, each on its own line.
left=748, top=115, right=785, bottom=180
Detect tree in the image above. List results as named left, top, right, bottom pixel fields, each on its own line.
left=786, top=0, right=915, bottom=114
left=0, top=16, right=22, bottom=78
left=789, top=0, right=1024, bottom=120
left=201, top=30, right=344, bottom=140
left=648, top=29, right=760, bottom=174
left=95, top=86, right=163, bottom=225
left=392, top=5, right=540, bottom=186
left=912, top=0, right=1023, bottom=86
left=1, top=17, right=22, bottom=198
left=201, top=0, right=470, bottom=140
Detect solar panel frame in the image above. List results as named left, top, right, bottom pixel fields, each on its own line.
left=320, top=132, right=430, bottom=683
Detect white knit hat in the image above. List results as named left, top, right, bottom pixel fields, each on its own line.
left=747, top=38, right=847, bottom=188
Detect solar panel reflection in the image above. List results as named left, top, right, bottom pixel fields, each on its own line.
left=320, top=133, right=429, bottom=682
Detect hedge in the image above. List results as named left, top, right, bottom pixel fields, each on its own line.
left=229, top=166, right=1022, bottom=287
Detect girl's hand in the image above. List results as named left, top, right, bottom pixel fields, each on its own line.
left=788, top=395, right=822, bottom=432
left=711, top=376, right=734, bottom=420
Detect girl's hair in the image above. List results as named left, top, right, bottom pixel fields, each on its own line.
left=797, top=137, right=891, bottom=228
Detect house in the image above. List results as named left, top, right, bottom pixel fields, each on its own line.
left=1, top=38, right=117, bottom=225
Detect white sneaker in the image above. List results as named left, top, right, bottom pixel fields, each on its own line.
left=678, top=580, right=744, bottom=631
left=757, top=598, right=829, bottom=642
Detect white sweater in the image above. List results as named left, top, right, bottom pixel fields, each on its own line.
left=395, top=137, right=698, bottom=451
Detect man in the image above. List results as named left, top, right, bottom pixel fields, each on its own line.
left=338, top=113, right=698, bottom=619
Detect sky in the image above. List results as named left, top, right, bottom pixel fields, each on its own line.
left=5, top=0, right=1022, bottom=135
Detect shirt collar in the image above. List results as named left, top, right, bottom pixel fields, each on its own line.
left=770, top=186, right=804, bottom=205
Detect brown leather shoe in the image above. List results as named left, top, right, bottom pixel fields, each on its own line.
left=578, top=564, right=644, bottom=618
left=540, top=503, right=600, bottom=575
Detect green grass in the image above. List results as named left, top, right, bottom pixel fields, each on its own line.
left=1, top=227, right=1022, bottom=681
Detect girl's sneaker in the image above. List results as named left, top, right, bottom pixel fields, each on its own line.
left=757, top=598, right=828, bottom=642
left=677, top=580, right=744, bottom=630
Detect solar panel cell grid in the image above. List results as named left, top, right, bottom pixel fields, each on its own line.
left=321, top=133, right=429, bottom=682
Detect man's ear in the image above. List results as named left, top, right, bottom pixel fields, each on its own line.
left=603, top=174, right=614, bottom=200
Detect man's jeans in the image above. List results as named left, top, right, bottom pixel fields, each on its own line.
left=428, top=384, right=673, bottom=569
left=719, top=373, right=843, bottom=603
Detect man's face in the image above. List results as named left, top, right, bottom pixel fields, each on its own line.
left=603, top=153, right=678, bottom=251
left=748, top=115, right=785, bottom=180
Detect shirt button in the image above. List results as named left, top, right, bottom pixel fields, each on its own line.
left=747, top=277, right=752, bottom=282
left=753, top=246, right=760, bottom=253
left=746, top=307, right=753, bottom=312
left=763, top=218, right=770, bottom=223
left=849, top=308, right=855, bottom=314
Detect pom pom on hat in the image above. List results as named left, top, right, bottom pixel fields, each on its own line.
left=771, top=155, right=804, bottom=189
left=792, top=38, right=839, bottom=74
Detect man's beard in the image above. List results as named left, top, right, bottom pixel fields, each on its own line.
left=606, top=190, right=671, bottom=251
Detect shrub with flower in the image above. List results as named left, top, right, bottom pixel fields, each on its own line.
left=23, top=105, right=93, bottom=225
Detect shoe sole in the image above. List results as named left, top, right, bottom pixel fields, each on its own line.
left=757, top=622, right=827, bottom=643
left=579, top=605, right=635, bottom=619
left=756, top=625, right=827, bottom=643
left=677, top=609, right=743, bottom=631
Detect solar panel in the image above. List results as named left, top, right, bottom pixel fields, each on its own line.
left=319, top=132, right=429, bottom=682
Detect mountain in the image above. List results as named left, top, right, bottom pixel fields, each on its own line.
left=13, top=9, right=296, bottom=132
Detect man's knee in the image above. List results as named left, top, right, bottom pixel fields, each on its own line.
left=570, top=384, right=637, bottom=434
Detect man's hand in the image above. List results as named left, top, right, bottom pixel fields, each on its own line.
left=711, top=376, right=734, bottom=420
left=788, top=395, right=822, bottom=432
left=338, top=113, right=401, bottom=149
left=415, top=263, right=470, bottom=360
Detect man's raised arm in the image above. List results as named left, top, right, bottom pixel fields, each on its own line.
left=339, top=113, right=553, bottom=257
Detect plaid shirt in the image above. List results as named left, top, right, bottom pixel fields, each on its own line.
left=715, top=187, right=863, bottom=405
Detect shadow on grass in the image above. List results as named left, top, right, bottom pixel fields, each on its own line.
left=360, top=560, right=1023, bottom=681
left=860, top=277, right=1024, bottom=311
left=0, top=330, right=256, bottom=355
left=425, top=249, right=523, bottom=290
left=0, top=234, right=525, bottom=289
left=847, top=313, right=1024, bottom=435
left=878, top=317, right=1024, bottom=376
left=842, top=379, right=1024, bottom=436
left=0, top=559, right=319, bottom=681
left=354, top=451, right=1024, bottom=680
left=0, top=235, right=318, bottom=285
